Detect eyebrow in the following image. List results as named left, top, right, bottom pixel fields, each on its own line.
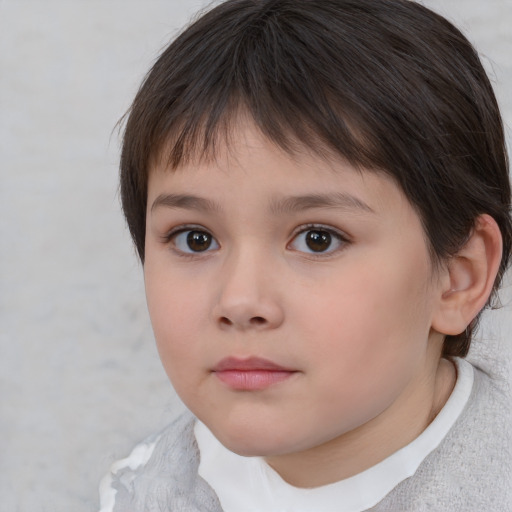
left=151, top=194, right=222, bottom=213
left=269, top=193, right=375, bottom=215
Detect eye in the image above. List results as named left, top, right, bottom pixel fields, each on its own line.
left=171, top=229, right=219, bottom=254
left=289, top=226, right=346, bottom=254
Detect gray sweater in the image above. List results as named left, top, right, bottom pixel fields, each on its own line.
left=110, top=365, right=511, bottom=511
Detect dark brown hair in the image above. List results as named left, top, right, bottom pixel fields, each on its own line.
left=119, top=0, right=512, bottom=357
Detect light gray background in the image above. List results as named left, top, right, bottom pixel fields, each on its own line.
left=1, top=1, right=511, bottom=511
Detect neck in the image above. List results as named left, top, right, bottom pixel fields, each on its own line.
left=265, top=350, right=456, bottom=488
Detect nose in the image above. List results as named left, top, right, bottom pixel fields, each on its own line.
left=212, top=251, right=285, bottom=331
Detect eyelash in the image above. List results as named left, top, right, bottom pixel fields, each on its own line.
left=162, top=223, right=351, bottom=258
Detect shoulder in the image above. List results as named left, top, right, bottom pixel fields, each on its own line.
left=374, top=361, right=512, bottom=511
left=98, top=412, right=222, bottom=512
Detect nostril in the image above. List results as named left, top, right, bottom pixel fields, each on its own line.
left=217, top=315, right=269, bottom=328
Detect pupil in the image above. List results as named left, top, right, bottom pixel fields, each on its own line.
left=306, top=230, right=331, bottom=252
left=187, top=231, right=212, bottom=252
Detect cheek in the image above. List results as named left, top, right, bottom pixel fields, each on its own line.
left=291, top=272, right=430, bottom=434
left=144, top=264, right=209, bottom=379
left=297, top=256, right=432, bottom=379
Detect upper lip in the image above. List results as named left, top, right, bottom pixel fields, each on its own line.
left=212, top=356, right=295, bottom=372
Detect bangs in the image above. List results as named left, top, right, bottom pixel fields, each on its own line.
left=152, top=96, right=374, bottom=173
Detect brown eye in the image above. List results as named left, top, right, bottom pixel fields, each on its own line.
left=305, top=230, right=332, bottom=252
left=289, top=226, right=346, bottom=255
left=187, top=231, right=212, bottom=252
left=172, top=229, right=219, bottom=253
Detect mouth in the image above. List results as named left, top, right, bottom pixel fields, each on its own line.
left=212, top=356, right=298, bottom=391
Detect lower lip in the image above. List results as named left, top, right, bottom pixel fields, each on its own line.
left=214, top=370, right=296, bottom=391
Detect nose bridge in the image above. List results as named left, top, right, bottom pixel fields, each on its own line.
left=214, top=242, right=283, bottom=330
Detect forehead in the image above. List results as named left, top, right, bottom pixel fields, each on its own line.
left=147, top=121, right=411, bottom=219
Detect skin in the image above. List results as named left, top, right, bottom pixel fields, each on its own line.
left=144, top=121, right=457, bottom=488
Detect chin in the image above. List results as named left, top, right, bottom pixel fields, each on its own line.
left=217, top=432, right=280, bottom=457
left=211, top=423, right=297, bottom=458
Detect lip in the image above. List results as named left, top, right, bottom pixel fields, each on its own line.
left=212, top=357, right=297, bottom=391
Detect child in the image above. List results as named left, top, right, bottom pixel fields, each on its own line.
left=100, top=0, right=512, bottom=510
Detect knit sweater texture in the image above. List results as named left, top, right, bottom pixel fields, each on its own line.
left=107, top=365, right=511, bottom=511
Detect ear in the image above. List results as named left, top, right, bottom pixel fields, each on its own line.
left=432, top=214, right=503, bottom=336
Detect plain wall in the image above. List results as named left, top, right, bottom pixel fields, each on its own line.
left=1, top=1, right=510, bottom=510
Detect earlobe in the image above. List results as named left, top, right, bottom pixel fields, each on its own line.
left=432, top=214, right=503, bottom=336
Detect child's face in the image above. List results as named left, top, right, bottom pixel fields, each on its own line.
left=144, top=122, right=446, bottom=463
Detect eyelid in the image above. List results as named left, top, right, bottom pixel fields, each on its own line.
left=162, top=224, right=213, bottom=235
left=289, top=223, right=350, bottom=240
left=162, top=223, right=207, bottom=240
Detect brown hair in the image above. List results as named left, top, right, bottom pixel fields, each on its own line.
left=119, top=0, right=512, bottom=357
